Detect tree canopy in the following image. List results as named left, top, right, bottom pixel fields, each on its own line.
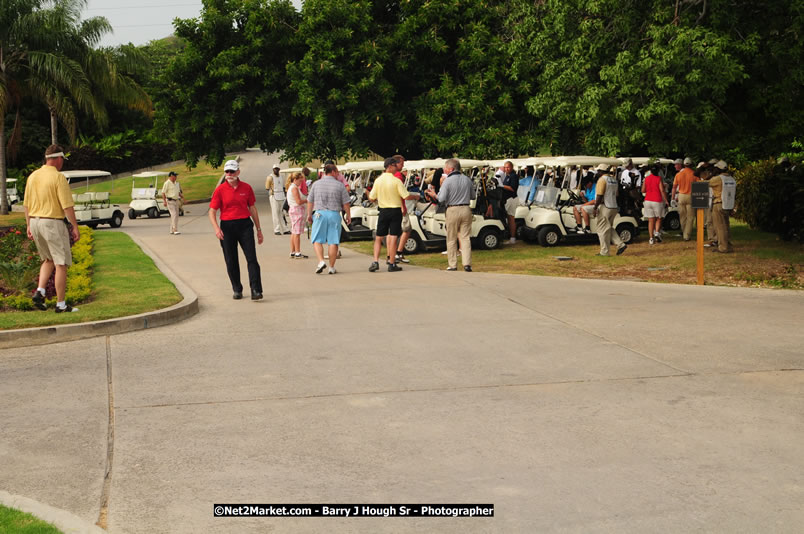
left=143, top=0, right=804, bottom=164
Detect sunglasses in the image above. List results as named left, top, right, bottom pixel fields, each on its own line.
left=224, top=169, right=237, bottom=174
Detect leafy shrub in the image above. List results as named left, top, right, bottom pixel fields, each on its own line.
left=0, top=226, right=95, bottom=310
left=735, top=159, right=804, bottom=243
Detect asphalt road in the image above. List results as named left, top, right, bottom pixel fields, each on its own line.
left=1, top=150, right=802, bottom=533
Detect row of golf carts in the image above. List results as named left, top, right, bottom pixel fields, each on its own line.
left=54, top=170, right=184, bottom=229
left=280, top=156, right=678, bottom=253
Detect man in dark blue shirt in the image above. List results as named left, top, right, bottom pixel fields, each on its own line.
left=501, top=161, right=520, bottom=244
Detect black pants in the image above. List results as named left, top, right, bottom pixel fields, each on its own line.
left=219, top=218, right=262, bottom=294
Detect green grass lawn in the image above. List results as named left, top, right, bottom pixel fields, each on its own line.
left=0, top=231, right=182, bottom=330
left=70, top=161, right=223, bottom=204
left=0, top=504, right=62, bottom=534
left=0, top=211, right=26, bottom=227
left=343, top=221, right=803, bottom=289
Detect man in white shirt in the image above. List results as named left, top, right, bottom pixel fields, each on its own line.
left=265, top=165, right=288, bottom=235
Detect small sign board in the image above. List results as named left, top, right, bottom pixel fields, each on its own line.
left=691, top=181, right=710, bottom=209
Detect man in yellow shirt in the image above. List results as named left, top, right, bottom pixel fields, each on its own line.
left=23, top=144, right=81, bottom=312
left=368, top=156, right=420, bottom=272
left=672, top=157, right=698, bottom=241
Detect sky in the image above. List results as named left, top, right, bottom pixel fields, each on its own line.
left=87, top=0, right=302, bottom=48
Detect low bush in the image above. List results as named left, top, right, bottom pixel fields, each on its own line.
left=735, top=159, right=804, bottom=243
left=0, top=225, right=95, bottom=310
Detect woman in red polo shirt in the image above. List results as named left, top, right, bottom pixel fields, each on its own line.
left=208, top=159, right=264, bottom=300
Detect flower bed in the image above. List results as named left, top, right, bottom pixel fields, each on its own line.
left=0, top=225, right=95, bottom=311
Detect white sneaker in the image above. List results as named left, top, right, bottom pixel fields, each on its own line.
left=649, top=238, right=655, bottom=245
left=508, top=237, right=516, bottom=244
left=315, top=261, right=327, bottom=274
left=173, top=231, right=181, bottom=235
left=328, top=267, right=337, bottom=275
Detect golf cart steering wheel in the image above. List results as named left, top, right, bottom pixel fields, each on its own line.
left=566, top=189, right=582, bottom=204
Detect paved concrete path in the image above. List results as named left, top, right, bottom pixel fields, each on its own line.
left=2, top=151, right=803, bottom=533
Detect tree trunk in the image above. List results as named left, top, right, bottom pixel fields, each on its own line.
left=50, top=108, right=58, bottom=146
left=1, top=117, right=9, bottom=215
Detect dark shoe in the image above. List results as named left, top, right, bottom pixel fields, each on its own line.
left=445, top=267, right=457, bottom=271
left=583, top=227, right=591, bottom=234
left=387, top=263, right=403, bottom=272
left=616, top=244, right=627, bottom=256
left=32, top=291, right=46, bottom=311
left=654, top=233, right=663, bottom=243
left=233, top=292, right=243, bottom=300
left=369, top=261, right=380, bottom=272
left=274, top=232, right=281, bottom=235
left=464, top=265, right=472, bottom=272
left=55, top=304, right=78, bottom=313
left=283, top=231, right=291, bottom=235
left=395, top=254, right=410, bottom=264
left=251, top=292, right=263, bottom=300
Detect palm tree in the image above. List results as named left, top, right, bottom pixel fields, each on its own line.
left=1, top=0, right=150, bottom=215
left=1, top=0, right=93, bottom=214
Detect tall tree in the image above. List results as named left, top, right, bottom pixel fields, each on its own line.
left=1, top=0, right=92, bottom=214
left=159, top=0, right=302, bottom=166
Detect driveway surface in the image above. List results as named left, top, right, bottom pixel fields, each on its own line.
left=1, top=150, right=802, bottom=533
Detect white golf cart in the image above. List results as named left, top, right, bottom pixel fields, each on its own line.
left=128, top=171, right=183, bottom=219
left=522, top=156, right=640, bottom=246
left=339, top=160, right=385, bottom=241
left=63, top=170, right=125, bottom=228
left=5, top=178, right=20, bottom=205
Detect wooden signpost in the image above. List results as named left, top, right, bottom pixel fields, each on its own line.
left=691, top=182, right=710, bottom=285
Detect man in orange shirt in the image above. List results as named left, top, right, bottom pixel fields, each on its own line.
left=672, top=157, right=698, bottom=241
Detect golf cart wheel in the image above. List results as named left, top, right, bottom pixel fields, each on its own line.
left=128, top=209, right=137, bottom=219
left=110, top=211, right=124, bottom=228
left=515, top=222, right=526, bottom=240
left=664, top=212, right=680, bottom=231
left=477, top=227, right=502, bottom=250
left=403, top=234, right=421, bottom=254
left=616, top=223, right=636, bottom=244
left=537, top=226, right=561, bottom=247
left=147, top=207, right=158, bottom=219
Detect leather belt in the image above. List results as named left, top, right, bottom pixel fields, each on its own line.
left=449, top=204, right=469, bottom=207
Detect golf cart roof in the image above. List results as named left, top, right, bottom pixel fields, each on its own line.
left=486, top=157, right=536, bottom=169
left=6, top=178, right=16, bottom=183
left=62, top=170, right=112, bottom=180
left=341, top=161, right=385, bottom=171
left=132, top=171, right=170, bottom=178
left=620, top=157, right=675, bottom=166
left=278, top=167, right=304, bottom=174
left=547, top=156, right=623, bottom=167
left=404, top=158, right=487, bottom=171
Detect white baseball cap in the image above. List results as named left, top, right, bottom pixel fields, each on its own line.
left=224, top=160, right=239, bottom=172
left=714, top=160, right=728, bottom=170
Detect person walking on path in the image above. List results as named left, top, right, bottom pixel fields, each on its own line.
left=709, top=160, right=736, bottom=253
left=368, top=156, right=420, bottom=272
left=641, top=164, right=668, bottom=245
left=592, top=164, right=627, bottom=256
left=286, top=172, right=308, bottom=259
left=161, top=171, right=184, bottom=235
left=23, top=144, right=81, bottom=313
left=208, top=160, right=264, bottom=300
left=306, top=163, right=351, bottom=274
left=438, top=158, right=475, bottom=271
left=672, top=157, right=698, bottom=241
left=265, top=165, right=288, bottom=235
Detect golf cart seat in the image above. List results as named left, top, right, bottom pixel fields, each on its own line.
left=93, top=191, right=110, bottom=208
left=75, top=193, right=92, bottom=204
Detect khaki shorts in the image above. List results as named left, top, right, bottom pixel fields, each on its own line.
left=505, top=197, right=520, bottom=216
left=642, top=201, right=665, bottom=219
left=401, top=212, right=412, bottom=233
left=30, top=217, right=72, bottom=265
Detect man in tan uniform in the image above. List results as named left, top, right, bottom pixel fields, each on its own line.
left=23, top=144, right=81, bottom=312
left=161, top=171, right=184, bottom=234
left=709, top=160, right=735, bottom=253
